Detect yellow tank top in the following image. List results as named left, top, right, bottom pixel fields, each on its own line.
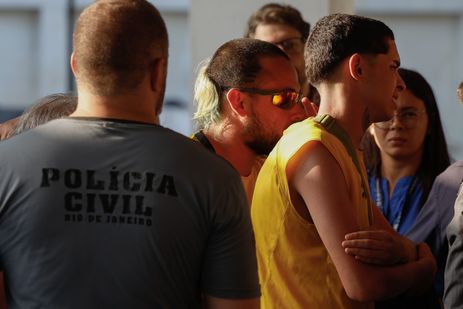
left=251, top=117, right=373, bottom=309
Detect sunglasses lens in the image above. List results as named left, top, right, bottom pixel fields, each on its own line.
left=272, top=91, right=297, bottom=107
left=272, top=94, right=285, bottom=106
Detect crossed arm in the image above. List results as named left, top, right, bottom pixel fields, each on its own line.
left=342, top=205, right=419, bottom=266
left=203, top=295, right=259, bottom=309
left=288, top=141, right=436, bottom=302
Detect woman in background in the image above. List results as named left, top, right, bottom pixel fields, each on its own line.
left=361, top=68, right=450, bottom=308
left=363, top=68, right=450, bottom=235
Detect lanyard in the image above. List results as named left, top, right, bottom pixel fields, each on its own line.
left=193, top=130, right=215, bottom=153
left=313, top=114, right=373, bottom=225
left=375, top=176, right=418, bottom=231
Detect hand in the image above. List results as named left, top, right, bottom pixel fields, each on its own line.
left=342, top=229, right=417, bottom=265
left=300, top=97, right=318, bottom=117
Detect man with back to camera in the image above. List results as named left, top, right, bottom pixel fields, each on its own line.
left=0, top=1, right=260, bottom=308
left=251, top=13, right=436, bottom=308
left=192, top=38, right=310, bottom=202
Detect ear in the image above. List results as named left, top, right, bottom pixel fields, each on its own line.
left=226, top=88, right=247, bottom=117
left=70, top=52, right=77, bottom=76
left=348, top=53, right=362, bottom=81
left=150, top=58, right=167, bottom=93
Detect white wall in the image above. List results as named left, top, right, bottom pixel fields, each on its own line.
left=0, top=0, right=192, bottom=134
left=0, top=10, right=38, bottom=108
left=190, top=0, right=354, bottom=77
left=0, top=0, right=69, bottom=112
left=3, top=0, right=461, bottom=155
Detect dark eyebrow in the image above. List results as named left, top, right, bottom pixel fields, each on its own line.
left=398, top=106, right=420, bottom=112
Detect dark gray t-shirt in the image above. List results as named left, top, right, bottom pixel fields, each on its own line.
left=0, top=118, right=259, bottom=308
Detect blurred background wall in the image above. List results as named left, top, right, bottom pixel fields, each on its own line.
left=1, top=0, right=462, bottom=159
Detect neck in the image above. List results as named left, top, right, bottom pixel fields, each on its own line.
left=380, top=150, right=422, bottom=193
left=71, top=88, right=159, bottom=124
left=317, top=85, right=366, bottom=150
left=203, top=123, right=256, bottom=176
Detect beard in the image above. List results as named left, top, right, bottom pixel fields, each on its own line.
left=242, top=113, right=280, bottom=156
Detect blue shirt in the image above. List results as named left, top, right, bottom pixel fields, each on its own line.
left=368, top=174, right=423, bottom=235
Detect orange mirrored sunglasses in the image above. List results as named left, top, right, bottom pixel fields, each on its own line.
left=233, top=87, right=303, bottom=109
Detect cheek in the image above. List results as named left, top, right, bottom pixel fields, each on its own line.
left=270, top=113, right=292, bottom=134
left=410, top=124, right=428, bottom=149
left=373, top=130, right=389, bottom=149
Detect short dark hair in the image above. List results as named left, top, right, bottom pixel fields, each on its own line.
left=194, top=38, right=289, bottom=128
left=244, top=3, right=310, bottom=41
left=458, top=81, right=463, bottom=102
left=362, top=68, right=450, bottom=202
left=7, top=93, right=77, bottom=138
left=73, top=0, right=168, bottom=96
left=305, top=13, right=394, bottom=85
left=207, top=38, right=289, bottom=91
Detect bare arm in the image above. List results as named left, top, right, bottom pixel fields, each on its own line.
left=341, top=205, right=419, bottom=265
left=203, top=295, right=259, bottom=309
left=289, top=142, right=436, bottom=302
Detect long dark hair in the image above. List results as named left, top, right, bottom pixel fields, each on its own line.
left=362, top=68, right=450, bottom=203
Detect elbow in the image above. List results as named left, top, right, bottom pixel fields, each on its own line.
left=343, top=279, right=391, bottom=302
left=344, top=287, right=375, bottom=302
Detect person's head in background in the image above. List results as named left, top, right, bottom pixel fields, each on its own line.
left=457, top=81, right=463, bottom=103
left=306, top=13, right=404, bottom=126
left=0, top=118, right=19, bottom=141
left=194, top=38, right=308, bottom=175
left=362, top=68, right=450, bottom=200
left=5, top=93, right=77, bottom=139
left=70, top=0, right=168, bottom=123
left=244, top=3, right=316, bottom=101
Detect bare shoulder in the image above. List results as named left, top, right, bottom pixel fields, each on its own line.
left=287, top=140, right=346, bottom=197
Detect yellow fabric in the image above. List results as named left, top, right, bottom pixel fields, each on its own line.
left=251, top=117, right=373, bottom=309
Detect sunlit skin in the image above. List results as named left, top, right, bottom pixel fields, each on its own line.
left=242, top=56, right=308, bottom=155
left=203, top=55, right=309, bottom=177
left=317, top=39, right=405, bottom=149
left=253, top=23, right=308, bottom=96
left=362, top=40, right=405, bottom=125
left=284, top=38, right=436, bottom=301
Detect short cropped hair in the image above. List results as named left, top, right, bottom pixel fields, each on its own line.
left=73, top=0, right=168, bottom=96
left=194, top=38, right=289, bottom=129
left=244, top=3, right=311, bottom=41
left=7, top=93, right=77, bottom=138
left=306, top=14, right=394, bottom=85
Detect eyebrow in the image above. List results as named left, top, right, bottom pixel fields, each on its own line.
left=398, top=106, right=421, bottom=112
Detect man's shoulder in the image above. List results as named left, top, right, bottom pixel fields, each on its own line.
left=434, top=160, right=463, bottom=188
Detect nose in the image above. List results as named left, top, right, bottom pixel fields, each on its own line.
left=396, top=73, right=406, bottom=93
left=389, top=114, right=404, bottom=130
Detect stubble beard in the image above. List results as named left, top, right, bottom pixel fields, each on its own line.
left=243, top=114, right=280, bottom=156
